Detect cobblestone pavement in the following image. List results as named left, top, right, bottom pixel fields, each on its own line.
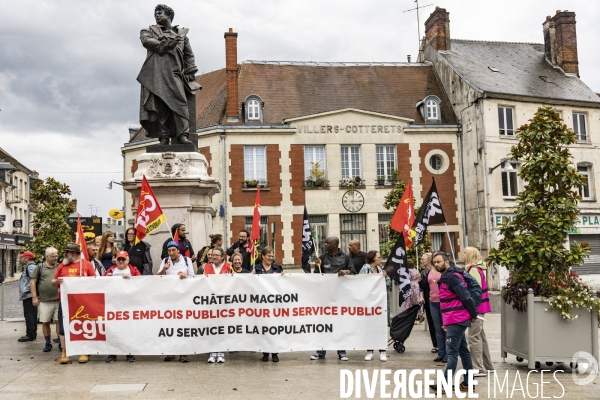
left=1, top=281, right=24, bottom=319
left=0, top=312, right=598, bottom=399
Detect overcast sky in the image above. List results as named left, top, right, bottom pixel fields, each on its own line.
left=1, top=0, right=598, bottom=219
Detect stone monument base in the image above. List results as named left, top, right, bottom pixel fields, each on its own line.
left=122, top=151, right=220, bottom=273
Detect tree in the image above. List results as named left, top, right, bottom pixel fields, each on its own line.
left=381, top=172, right=432, bottom=263
left=26, top=177, right=75, bottom=262
left=488, top=106, right=600, bottom=321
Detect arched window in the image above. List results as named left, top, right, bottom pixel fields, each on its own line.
left=426, top=99, right=438, bottom=120
left=248, top=100, right=260, bottom=120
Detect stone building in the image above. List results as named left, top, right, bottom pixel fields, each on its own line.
left=0, top=147, right=35, bottom=277
left=123, top=29, right=464, bottom=266
left=421, top=8, right=600, bottom=288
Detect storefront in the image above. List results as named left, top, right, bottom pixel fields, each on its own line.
left=493, top=212, right=600, bottom=286
left=0, top=233, right=22, bottom=278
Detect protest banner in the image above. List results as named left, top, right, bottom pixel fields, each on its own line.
left=61, top=274, right=388, bottom=355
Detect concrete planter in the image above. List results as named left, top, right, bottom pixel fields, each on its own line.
left=501, top=288, right=599, bottom=370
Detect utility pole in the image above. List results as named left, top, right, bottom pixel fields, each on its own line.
left=403, top=0, right=433, bottom=57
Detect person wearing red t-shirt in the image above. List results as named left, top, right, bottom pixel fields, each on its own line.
left=52, top=243, right=97, bottom=365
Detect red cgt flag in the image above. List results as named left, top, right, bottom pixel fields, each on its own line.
left=390, top=181, right=415, bottom=248
left=135, top=175, right=167, bottom=243
left=248, top=186, right=261, bottom=267
left=75, top=216, right=89, bottom=261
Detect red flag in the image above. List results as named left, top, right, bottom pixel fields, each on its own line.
left=248, top=187, right=261, bottom=266
left=76, top=216, right=89, bottom=261
left=135, top=175, right=167, bottom=243
left=390, top=181, right=415, bottom=248
left=173, top=229, right=180, bottom=243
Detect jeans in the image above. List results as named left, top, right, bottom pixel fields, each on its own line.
left=22, top=298, right=38, bottom=339
left=424, top=300, right=437, bottom=348
left=316, top=350, right=346, bottom=357
left=429, top=302, right=446, bottom=358
left=445, top=324, right=473, bottom=386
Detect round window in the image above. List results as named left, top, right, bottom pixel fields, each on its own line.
left=429, top=155, right=443, bottom=171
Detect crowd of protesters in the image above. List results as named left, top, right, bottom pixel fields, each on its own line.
left=15, top=226, right=492, bottom=390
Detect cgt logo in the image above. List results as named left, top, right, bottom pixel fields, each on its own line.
left=67, top=293, right=107, bottom=341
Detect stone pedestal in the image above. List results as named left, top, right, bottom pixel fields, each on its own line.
left=122, top=151, right=220, bottom=273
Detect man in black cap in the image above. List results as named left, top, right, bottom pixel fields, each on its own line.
left=161, top=223, right=195, bottom=261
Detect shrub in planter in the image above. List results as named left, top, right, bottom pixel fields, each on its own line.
left=488, top=106, right=600, bottom=322
left=244, top=180, right=259, bottom=188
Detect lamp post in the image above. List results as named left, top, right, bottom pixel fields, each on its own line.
left=489, top=159, right=514, bottom=174
left=106, top=180, right=123, bottom=190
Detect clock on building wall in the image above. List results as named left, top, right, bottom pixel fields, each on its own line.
left=342, top=190, right=364, bottom=213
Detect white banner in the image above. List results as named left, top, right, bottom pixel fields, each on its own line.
left=60, top=274, right=388, bottom=356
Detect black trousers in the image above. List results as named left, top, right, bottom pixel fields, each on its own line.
left=424, top=299, right=437, bottom=348
left=22, top=298, right=38, bottom=339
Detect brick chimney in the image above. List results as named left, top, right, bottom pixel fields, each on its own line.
left=543, top=10, right=579, bottom=76
left=224, top=28, right=239, bottom=122
left=424, top=7, right=450, bottom=51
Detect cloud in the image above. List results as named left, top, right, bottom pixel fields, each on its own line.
left=2, top=0, right=598, bottom=216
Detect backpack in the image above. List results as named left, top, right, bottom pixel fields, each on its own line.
left=454, top=269, right=482, bottom=309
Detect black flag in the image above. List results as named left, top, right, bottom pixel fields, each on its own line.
left=301, top=206, right=314, bottom=273
left=384, top=234, right=411, bottom=303
left=412, top=178, right=446, bottom=247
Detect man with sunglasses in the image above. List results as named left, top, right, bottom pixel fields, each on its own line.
left=104, top=251, right=140, bottom=363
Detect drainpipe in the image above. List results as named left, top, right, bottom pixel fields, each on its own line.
left=221, top=133, right=228, bottom=246
left=457, top=101, right=476, bottom=250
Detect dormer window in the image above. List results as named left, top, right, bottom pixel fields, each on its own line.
left=417, top=95, right=441, bottom=124
left=244, top=95, right=264, bottom=125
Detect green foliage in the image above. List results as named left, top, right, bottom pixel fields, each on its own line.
left=25, top=177, right=75, bottom=263
left=381, top=174, right=432, bottom=262
left=488, top=106, right=600, bottom=322
left=308, top=161, right=325, bottom=181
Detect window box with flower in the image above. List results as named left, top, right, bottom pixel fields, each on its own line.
left=488, top=107, right=599, bottom=371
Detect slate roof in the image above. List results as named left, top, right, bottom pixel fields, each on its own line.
left=439, top=39, right=600, bottom=104
left=129, top=61, right=457, bottom=143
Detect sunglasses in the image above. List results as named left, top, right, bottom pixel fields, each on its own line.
left=117, top=258, right=127, bottom=261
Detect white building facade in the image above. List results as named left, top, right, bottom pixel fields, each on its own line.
left=421, top=8, right=600, bottom=289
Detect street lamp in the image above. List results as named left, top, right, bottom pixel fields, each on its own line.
left=489, top=159, right=514, bottom=174
left=107, top=180, right=123, bottom=190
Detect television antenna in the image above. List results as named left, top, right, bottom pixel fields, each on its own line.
left=403, top=0, right=433, bottom=57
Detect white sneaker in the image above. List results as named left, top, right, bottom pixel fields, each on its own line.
left=473, top=370, right=487, bottom=377
left=217, top=356, right=225, bottom=363
left=380, top=351, right=387, bottom=362
left=310, top=353, right=323, bottom=360
left=364, top=351, right=374, bottom=361
left=339, top=353, right=349, bottom=361
left=207, top=354, right=216, bottom=363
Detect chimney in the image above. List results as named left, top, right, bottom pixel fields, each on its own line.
left=543, top=10, right=579, bottom=76
left=224, top=28, right=239, bottom=122
left=407, top=55, right=411, bottom=63
left=71, top=199, right=77, bottom=213
left=424, top=7, right=450, bottom=51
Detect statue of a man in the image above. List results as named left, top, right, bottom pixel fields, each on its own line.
left=137, top=4, right=200, bottom=145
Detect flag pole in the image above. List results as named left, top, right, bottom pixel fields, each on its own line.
left=312, top=237, right=321, bottom=274
left=444, top=223, right=456, bottom=264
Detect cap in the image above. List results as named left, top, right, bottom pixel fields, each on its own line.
left=63, top=243, right=81, bottom=254
left=167, top=241, right=180, bottom=249
left=18, top=251, right=35, bottom=260
left=116, top=250, right=129, bottom=259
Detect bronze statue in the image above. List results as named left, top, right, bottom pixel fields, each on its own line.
left=137, top=4, right=200, bottom=145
